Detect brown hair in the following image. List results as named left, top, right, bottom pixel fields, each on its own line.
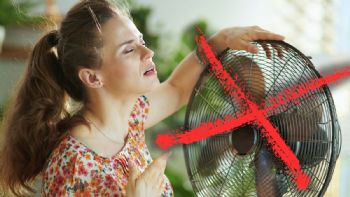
left=0, top=0, right=129, bottom=195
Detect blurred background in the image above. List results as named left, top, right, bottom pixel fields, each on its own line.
left=0, top=0, right=349, bottom=196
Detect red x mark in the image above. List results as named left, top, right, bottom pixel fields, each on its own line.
left=155, top=33, right=350, bottom=190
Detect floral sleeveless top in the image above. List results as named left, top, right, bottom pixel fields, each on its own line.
left=42, top=95, right=174, bottom=196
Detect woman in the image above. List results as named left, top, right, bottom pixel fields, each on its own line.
left=0, top=0, right=284, bottom=196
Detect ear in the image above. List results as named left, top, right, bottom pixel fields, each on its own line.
left=78, top=68, right=103, bottom=88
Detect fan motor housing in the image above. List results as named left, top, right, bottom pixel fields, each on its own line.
left=230, top=125, right=259, bottom=155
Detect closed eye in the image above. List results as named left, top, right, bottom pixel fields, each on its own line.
left=124, top=48, right=134, bottom=54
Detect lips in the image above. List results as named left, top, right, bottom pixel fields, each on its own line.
left=143, top=63, right=156, bottom=76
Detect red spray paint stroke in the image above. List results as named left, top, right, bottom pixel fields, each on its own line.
left=156, top=67, right=350, bottom=149
left=156, top=112, right=256, bottom=148
left=156, top=64, right=350, bottom=148
left=155, top=33, right=350, bottom=189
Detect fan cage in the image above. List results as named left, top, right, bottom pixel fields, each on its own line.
left=183, top=40, right=341, bottom=197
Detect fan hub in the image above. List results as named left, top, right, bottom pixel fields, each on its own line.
left=230, top=125, right=258, bottom=155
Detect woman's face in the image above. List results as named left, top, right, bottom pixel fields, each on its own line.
left=99, top=15, right=160, bottom=97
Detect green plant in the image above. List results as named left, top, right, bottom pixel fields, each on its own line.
left=130, top=6, right=159, bottom=54
left=0, top=104, right=4, bottom=122
left=165, top=167, right=195, bottom=197
left=0, top=0, right=43, bottom=26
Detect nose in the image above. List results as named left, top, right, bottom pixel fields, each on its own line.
left=141, top=45, right=154, bottom=60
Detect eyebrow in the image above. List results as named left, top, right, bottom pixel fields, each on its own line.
left=116, top=33, right=144, bottom=49
left=117, top=40, right=134, bottom=48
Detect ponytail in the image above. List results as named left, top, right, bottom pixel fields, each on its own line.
left=0, top=30, right=70, bottom=196
left=0, top=0, right=125, bottom=195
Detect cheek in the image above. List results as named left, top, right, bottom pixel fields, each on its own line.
left=102, top=57, right=143, bottom=90
left=104, top=59, right=130, bottom=78
left=105, top=65, right=141, bottom=87
left=112, top=67, right=129, bottom=78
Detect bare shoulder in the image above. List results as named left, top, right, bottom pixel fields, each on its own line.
left=69, top=123, right=91, bottom=139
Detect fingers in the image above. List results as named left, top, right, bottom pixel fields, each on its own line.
left=154, top=151, right=172, bottom=171
left=249, top=26, right=285, bottom=40
left=127, top=153, right=171, bottom=197
left=261, top=43, right=285, bottom=59
left=130, top=152, right=170, bottom=196
left=237, top=40, right=259, bottom=54
left=139, top=151, right=172, bottom=181
left=272, top=44, right=284, bottom=59
left=225, top=26, right=285, bottom=55
left=236, top=40, right=285, bottom=59
left=156, top=174, right=165, bottom=190
left=261, top=43, right=271, bottom=59
left=251, top=30, right=285, bottom=41
left=248, top=27, right=285, bottom=58
left=156, top=177, right=165, bottom=197
left=128, top=161, right=139, bottom=184
left=144, top=152, right=171, bottom=179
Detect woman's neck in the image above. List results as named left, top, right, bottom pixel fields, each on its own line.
left=80, top=93, right=140, bottom=139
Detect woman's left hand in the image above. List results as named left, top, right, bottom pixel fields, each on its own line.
left=210, top=26, right=285, bottom=55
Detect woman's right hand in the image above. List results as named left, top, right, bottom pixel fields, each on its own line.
left=126, top=152, right=172, bottom=197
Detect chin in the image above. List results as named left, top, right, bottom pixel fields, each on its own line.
left=150, top=77, right=161, bottom=89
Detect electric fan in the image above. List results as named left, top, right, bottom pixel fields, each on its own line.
left=183, top=40, right=341, bottom=197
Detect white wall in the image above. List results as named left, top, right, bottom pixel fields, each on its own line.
left=135, top=0, right=350, bottom=56
left=52, top=0, right=350, bottom=55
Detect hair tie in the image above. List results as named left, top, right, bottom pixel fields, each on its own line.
left=47, top=30, right=60, bottom=47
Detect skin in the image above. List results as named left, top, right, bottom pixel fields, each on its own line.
left=70, top=14, right=285, bottom=196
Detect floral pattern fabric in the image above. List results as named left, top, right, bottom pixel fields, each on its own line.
left=42, top=95, right=174, bottom=197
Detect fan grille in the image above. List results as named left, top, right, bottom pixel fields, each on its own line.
left=183, top=40, right=341, bottom=197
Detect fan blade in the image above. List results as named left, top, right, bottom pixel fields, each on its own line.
left=226, top=55, right=266, bottom=106
left=197, top=125, right=257, bottom=177
left=295, top=126, right=329, bottom=166
left=269, top=111, right=328, bottom=166
left=197, top=55, right=267, bottom=176
left=255, top=146, right=281, bottom=197
left=197, top=134, right=231, bottom=177
left=269, top=107, right=322, bottom=142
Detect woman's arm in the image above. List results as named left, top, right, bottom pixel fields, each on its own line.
left=145, top=26, right=284, bottom=129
